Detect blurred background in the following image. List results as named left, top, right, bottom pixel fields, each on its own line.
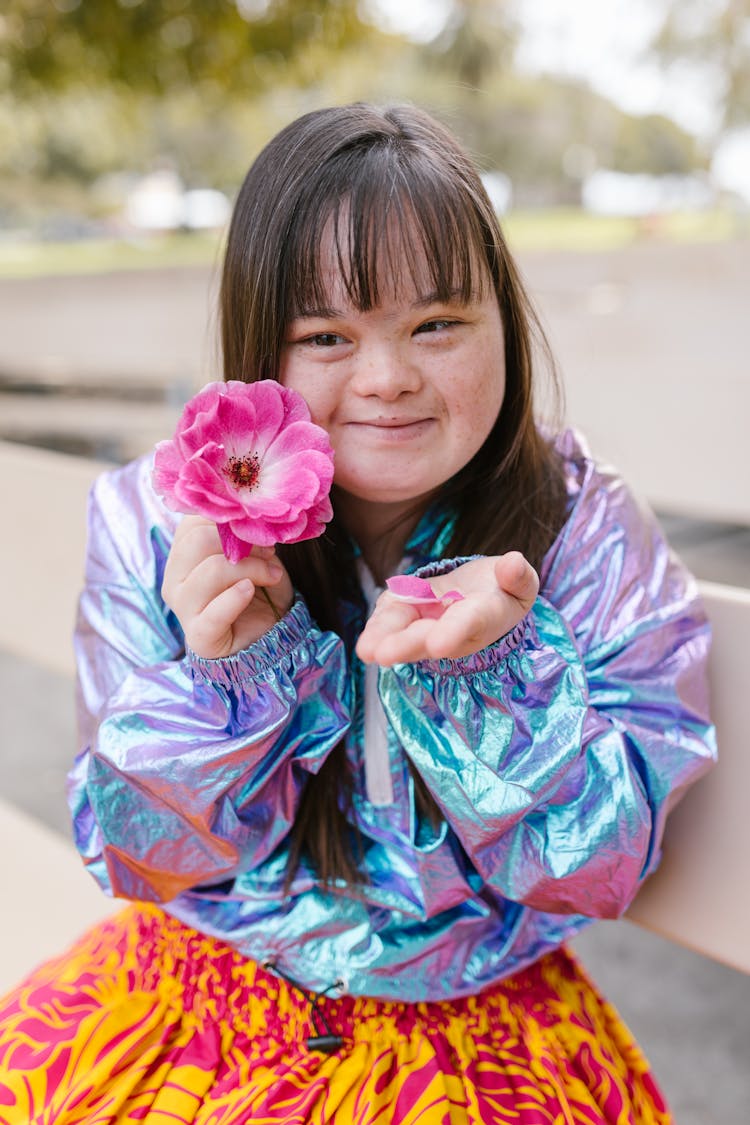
left=0, top=1, right=748, bottom=1121
left=2, top=0, right=750, bottom=241
left=1, top=0, right=749, bottom=524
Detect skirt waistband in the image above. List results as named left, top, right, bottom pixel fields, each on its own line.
left=75, top=903, right=570, bottom=1045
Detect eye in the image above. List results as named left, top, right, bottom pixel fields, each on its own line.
left=414, top=318, right=459, bottom=335
left=301, top=332, right=347, bottom=348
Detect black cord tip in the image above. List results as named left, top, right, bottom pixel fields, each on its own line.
left=305, top=1034, right=344, bottom=1054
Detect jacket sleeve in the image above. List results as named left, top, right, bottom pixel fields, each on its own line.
left=379, top=456, right=716, bottom=920
left=68, top=459, right=351, bottom=903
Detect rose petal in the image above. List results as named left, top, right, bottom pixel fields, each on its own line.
left=215, top=395, right=261, bottom=455
left=175, top=447, right=239, bottom=507
left=152, top=440, right=183, bottom=500
left=217, top=524, right=254, bottom=563
left=386, top=575, right=465, bottom=605
left=265, top=418, right=334, bottom=459
left=225, top=516, right=284, bottom=547
left=174, top=385, right=227, bottom=456
left=260, top=460, right=333, bottom=511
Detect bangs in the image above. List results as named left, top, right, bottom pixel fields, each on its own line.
left=284, top=145, right=495, bottom=317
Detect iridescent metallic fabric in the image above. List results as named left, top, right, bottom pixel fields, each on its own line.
left=68, top=430, right=716, bottom=1002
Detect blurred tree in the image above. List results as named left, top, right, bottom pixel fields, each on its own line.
left=611, top=112, right=704, bottom=174
left=649, top=0, right=750, bottom=130
left=0, top=0, right=712, bottom=223
left=408, top=0, right=704, bottom=204
left=425, top=0, right=518, bottom=90
left=0, top=0, right=368, bottom=97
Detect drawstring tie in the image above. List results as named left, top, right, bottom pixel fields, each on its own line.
left=262, top=962, right=345, bottom=1054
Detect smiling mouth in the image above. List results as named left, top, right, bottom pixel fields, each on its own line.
left=354, top=418, right=431, bottom=428
left=348, top=418, right=436, bottom=444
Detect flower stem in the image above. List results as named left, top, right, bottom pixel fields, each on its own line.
left=260, top=586, right=283, bottom=623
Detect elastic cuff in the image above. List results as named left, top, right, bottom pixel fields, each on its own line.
left=414, top=555, right=481, bottom=579
left=186, top=596, right=315, bottom=689
left=412, top=556, right=528, bottom=676
left=412, top=619, right=528, bottom=677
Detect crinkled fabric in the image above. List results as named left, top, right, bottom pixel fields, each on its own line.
left=67, top=429, right=715, bottom=1002
left=0, top=904, right=671, bottom=1124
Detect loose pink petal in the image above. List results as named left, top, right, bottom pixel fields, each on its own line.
left=386, top=575, right=465, bottom=606
left=386, top=575, right=435, bottom=600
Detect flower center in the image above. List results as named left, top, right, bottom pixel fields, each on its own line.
left=224, top=452, right=261, bottom=490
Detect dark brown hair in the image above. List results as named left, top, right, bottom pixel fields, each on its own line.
left=219, top=103, right=568, bottom=886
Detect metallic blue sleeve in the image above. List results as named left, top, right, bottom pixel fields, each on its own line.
left=68, top=456, right=351, bottom=902
left=380, top=446, right=716, bottom=920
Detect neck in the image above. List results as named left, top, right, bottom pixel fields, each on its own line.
left=334, top=490, right=426, bottom=585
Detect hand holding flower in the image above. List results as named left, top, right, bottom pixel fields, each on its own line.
left=356, top=553, right=539, bottom=667
left=162, top=517, right=295, bottom=659
left=153, top=379, right=334, bottom=650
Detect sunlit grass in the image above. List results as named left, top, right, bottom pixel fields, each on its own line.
left=0, top=231, right=226, bottom=279
left=504, top=207, right=742, bottom=252
left=0, top=209, right=743, bottom=279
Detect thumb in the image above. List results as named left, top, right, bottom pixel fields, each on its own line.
left=494, top=552, right=539, bottom=609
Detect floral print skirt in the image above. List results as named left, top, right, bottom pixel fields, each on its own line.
left=0, top=904, right=670, bottom=1124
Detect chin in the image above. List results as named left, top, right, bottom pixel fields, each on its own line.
left=339, top=481, right=440, bottom=507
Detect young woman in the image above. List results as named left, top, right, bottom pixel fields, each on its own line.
left=0, top=103, right=715, bottom=1124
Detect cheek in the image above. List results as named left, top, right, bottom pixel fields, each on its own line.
left=481, top=352, right=507, bottom=421
left=453, top=368, right=505, bottom=441
left=278, top=364, right=329, bottom=425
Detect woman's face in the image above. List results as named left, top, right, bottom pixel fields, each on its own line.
left=278, top=231, right=506, bottom=521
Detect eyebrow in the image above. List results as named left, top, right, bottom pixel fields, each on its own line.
left=292, top=304, right=340, bottom=319
left=292, top=289, right=471, bottom=319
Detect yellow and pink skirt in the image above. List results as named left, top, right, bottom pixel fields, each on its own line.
left=0, top=904, right=670, bottom=1123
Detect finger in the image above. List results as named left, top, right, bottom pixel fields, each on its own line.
left=359, top=616, right=437, bottom=666
left=166, top=520, right=228, bottom=593
left=166, top=546, right=282, bottom=622
left=421, top=598, right=497, bottom=660
left=169, top=519, right=277, bottom=582
left=355, top=600, right=419, bottom=663
left=187, top=578, right=257, bottom=658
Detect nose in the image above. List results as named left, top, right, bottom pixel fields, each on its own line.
left=350, top=341, right=422, bottom=400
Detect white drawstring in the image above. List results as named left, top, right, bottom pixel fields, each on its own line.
left=358, top=560, right=395, bottom=807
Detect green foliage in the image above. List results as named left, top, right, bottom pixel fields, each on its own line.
left=0, top=0, right=713, bottom=225
left=0, top=0, right=368, bottom=96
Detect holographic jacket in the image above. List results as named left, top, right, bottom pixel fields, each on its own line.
left=68, top=429, right=716, bottom=1002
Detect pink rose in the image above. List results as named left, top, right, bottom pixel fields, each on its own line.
left=152, top=380, right=334, bottom=563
